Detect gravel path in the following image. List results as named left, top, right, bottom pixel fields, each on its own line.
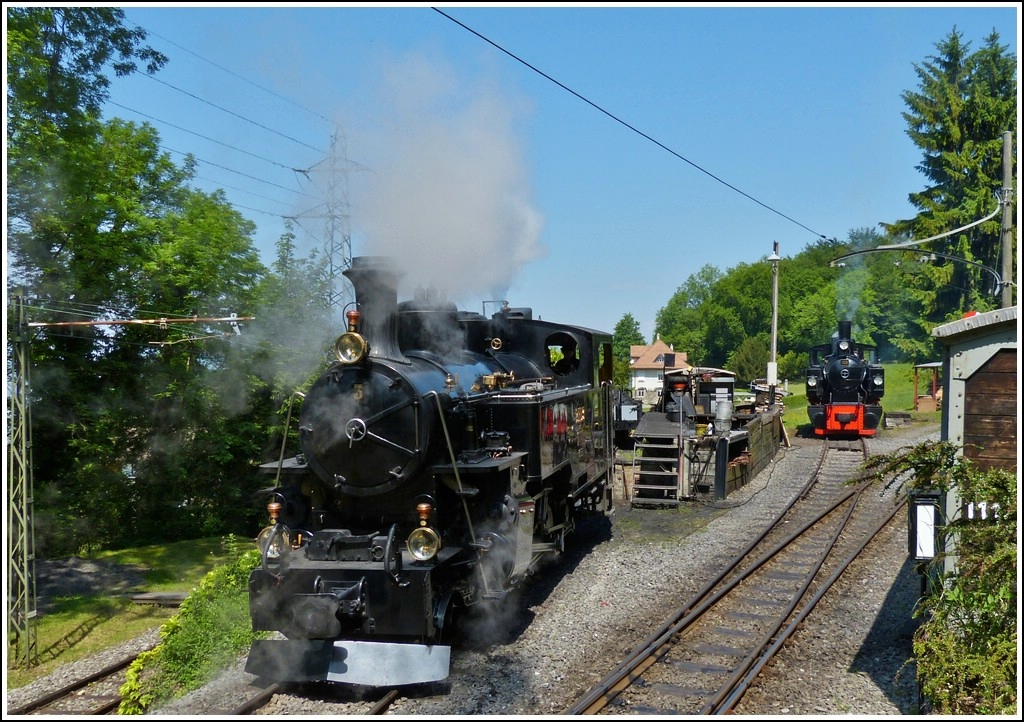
left=6, top=421, right=939, bottom=716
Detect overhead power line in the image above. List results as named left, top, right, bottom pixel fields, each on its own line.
left=141, top=73, right=326, bottom=155
left=161, top=146, right=313, bottom=195
left=434, top=7, right=828, bottom=241
left=144, top=28, right=336, bottom=126
left=108, top=101, right=309, bottom=174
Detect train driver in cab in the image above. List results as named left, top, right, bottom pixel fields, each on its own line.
left=552, top=338, right=579, bottom=375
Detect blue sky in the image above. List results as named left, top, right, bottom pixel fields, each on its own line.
left=96, top=2, right=1018, bottom=341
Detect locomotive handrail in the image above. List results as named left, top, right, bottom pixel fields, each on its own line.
left=425, top=391, right=493, bottom=597
left=384, top=524, right=408, bottom=587
left=275, top=392, right=305, bottom=486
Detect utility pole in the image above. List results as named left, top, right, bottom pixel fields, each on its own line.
left=767, top=242, right=780, bottom=407
left=1001, top=130, right=1015, bottom=309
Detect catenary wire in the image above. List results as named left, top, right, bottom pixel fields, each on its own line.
left=434, top=7, right=828, bottom=241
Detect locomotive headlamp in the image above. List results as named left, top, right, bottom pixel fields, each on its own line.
left=256, top=524, right=292, bottom=564
left=806, top=376, right=818, bottom=387
left=407, top=527, right=441, bottom=561
left=872, top=374, right=884, bottom=387
left=839, top=340, right=850, bottom=351
left=256, top=502, right=292, bottom=566
left=334, top=332, right=369, bottom=364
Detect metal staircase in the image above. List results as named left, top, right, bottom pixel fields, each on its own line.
left=630, top=437, right=683, bottom=507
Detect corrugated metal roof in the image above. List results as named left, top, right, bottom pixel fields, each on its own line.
left=931, top=306, right=1018, bottom=338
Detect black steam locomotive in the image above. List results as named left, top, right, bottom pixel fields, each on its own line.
left=245, top=256, right=615, bottom=686
left=805, top=320, right=885, bottom=437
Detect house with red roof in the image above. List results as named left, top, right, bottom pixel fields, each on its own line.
left=629, top=335, right=692, bottom=407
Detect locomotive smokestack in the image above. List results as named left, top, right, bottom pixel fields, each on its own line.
left=838, top=320, right=852, bottom=340
left=344, top=256, right=406, bottom=361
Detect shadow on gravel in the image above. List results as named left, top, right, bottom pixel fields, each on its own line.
left=284, top=678, right=453, bottom=704
left=453, top=511, right=614, bottom=651
left=849, top=555, right=926, bottom=713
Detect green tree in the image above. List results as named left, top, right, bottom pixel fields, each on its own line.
left=5, top=7, right=166, bottom=124
left=612, top=312, right=645, bottom=361
left=655, top=263, right=722, bottom=365
left=884, top=27, right=1017, bottom=319
left=7, top=7, right=276, bottom=552
left=7, top=7, right=169, bottom=288
left=245, top=223, right=337, bottom=466
left=612, top=313, right=645, bottom=388
left=726, top=335, right=769, bottom=385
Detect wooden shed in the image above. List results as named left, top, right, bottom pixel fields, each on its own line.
left=912, top=361, right=943, bottom=412
left=909, top=306, right=1018, bottom=582
left=932, top=306, right=1018, bottom=473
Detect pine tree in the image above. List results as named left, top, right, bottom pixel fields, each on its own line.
left=884, top=27, right=1016, bottom=319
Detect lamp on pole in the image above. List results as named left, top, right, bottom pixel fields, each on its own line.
left=767, top=241, right=780, bottom=407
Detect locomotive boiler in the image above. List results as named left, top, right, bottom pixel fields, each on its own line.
left=245, top=256, right=615, bottom=686
left=805, top=320, right=885, bottom=437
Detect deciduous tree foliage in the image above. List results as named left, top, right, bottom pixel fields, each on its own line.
left=6, top=7, right=291, bottom=552
left=726, top=335, right=770, bottom=385
left=612, top=312, right=645, bottom=388
left=654, top=263, right=722, bottom=365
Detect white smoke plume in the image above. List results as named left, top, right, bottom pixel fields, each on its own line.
left=350, top=50, right=546, bottom=304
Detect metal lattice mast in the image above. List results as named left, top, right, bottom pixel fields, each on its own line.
left=323, top=128, right=353, bottom=310
left=7, top=288, right=38, bottom=668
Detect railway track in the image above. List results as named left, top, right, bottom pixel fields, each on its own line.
left=12, top=436, right=914, bottom=716
left=217, top=680, right=405, bottom=715
left=563, top=437, right=906, bottom=715
left=9, top=657, right=406, bottom=717
left=7, top=646, right=154, bottom=716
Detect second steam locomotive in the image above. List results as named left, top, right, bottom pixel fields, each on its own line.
left=245, top=256, right=615, bottom=687
left=805, top=320, right=885, bottom=437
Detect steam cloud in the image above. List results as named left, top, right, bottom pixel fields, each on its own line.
left=351, top=50, right=546, bottom=304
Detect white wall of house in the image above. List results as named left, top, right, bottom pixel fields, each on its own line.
left=632, top=370, right=664, bottom=404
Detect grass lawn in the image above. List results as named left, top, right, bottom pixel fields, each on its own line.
left=6, top=537, right=240, bottom=690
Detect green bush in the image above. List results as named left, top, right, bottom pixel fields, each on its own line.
left=865, top=441, right=1017, bottom=715
left=118, top=537, right=264, bottom=714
